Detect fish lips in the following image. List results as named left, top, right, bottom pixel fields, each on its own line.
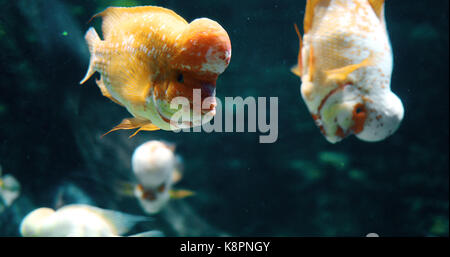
left=200, top=84, right=217, bottom=115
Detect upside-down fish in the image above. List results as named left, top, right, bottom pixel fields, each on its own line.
left=80, top=6, right=231, bottom=137
left=291, top=0, right=404, bottom=143
left=122, top=140, right=193, bottom=214
left=20, top=204, right=163, bottom=237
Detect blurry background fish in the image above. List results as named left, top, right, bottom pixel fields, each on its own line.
left=0, top=165, right=21, bottom=212
left=0, top=0, right=448, bottom=237
left=20, top=204, right=163, bottom=237
left=117, top=140, right=194, bottom=214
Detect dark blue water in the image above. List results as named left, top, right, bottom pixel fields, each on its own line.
left=0, top=0, right=448, bottom=236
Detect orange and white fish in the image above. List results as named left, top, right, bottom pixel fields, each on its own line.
left=80, top=6, right=231, bottom=137
left=291, top=0, right=404, bottom=143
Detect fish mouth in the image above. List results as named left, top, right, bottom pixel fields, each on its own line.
left=201, top=108, right=216, bottom=115
left=201, top=99, right=217, bottom=115
left=153, top=89, right=216, bottom=129
left=200, top=85, right=217, bottom=115
left=156, top=105, right=193, bottom=128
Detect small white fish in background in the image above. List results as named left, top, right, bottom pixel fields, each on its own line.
left=291, top=0, right=404, bottom=143
left=121, top=140, right=194, bottom=214
left=20, top=204, right=163, bottom=237
left=0, top=165, right=21, bottom=211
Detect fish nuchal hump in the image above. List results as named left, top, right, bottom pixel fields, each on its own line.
left=96, top=6, right=188, bottom=41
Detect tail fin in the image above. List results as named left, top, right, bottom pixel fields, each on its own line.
left=80, top=27, right=100, bottom=85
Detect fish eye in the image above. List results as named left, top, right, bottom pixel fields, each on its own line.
left=177, top=73, right=184, bottom=83
left=355, top=107, right=363, bottom=114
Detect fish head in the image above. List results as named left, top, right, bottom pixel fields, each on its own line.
left=132, top=141, right=176, bottom=187
left=20, top=207, right=55, bottom=237
left=354, top=91, right=404, bottom=142
left=156, top=18, right=231, bottom=130
left=176, top=18, right=232, bottom=74
left=313, top=83, right=404, bottom=143
left=134, top=174, right=173, bottom=214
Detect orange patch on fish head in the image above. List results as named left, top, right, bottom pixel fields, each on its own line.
left=172, top=18, right=231, bottom=76
left=156, top=70, right=218, bottom=127
left=164, top=71, right=217, bottom=107
left=165, top=18, right=230, bottom=113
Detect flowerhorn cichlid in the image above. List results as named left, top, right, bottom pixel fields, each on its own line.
left=80, top=6, right=231, bottom=137
left=20, top=204, right=163, bottom=237
left=291, top=0, right=404, bottom=143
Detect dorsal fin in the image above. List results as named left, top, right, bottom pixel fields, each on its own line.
left=368, top=0, right=385, bottom=21
left=92, top=6, right=188, bottom=40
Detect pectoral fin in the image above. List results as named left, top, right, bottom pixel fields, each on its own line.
left=104, top=44, right=153, bottom=105
left=324, top=55, right=374, bottom=84
left=96, top=78, right=124, bottom=106
left=169, top=189, right=195, bottom=199
left=102, top=117, right=160, bottom=138
left=111, top=58, right=152, bottom=105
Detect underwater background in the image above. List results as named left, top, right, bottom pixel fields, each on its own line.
left=0, top=0, right=448, bottom=236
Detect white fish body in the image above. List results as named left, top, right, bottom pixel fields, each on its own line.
left=292, top=0, right=404, bottom=143
left=20, top=204, right=160, bottom=237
